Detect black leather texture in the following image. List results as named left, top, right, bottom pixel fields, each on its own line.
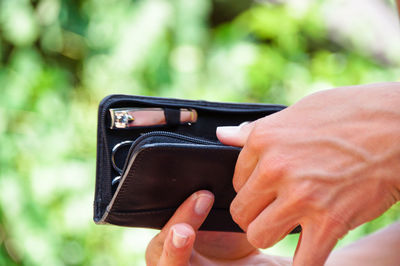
left=94, top=95, right=300, bottom=233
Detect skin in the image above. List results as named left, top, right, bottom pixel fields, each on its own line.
left=145, top=190, right=293, bottom=266
left=326, top=221, right=400, bottom=266
left=146, top=82, right=400, bottom=265
left=146, top=191, right=400, bottom=265
left=216, top=82, right=400, bottom=265
left=148, top=4, right=400, bottom=264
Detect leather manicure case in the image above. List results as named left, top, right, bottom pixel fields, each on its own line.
left=93, top=94, right=299, bottom=233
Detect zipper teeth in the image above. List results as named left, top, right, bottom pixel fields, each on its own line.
left=137, top=131, right=219, bottom=145
left=122, top=131, right=220, bottom=172
left=117, top=131, right=221, bottom=176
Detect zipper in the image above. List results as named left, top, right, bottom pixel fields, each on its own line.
left=132, top=130, right=219, bottom=147
left=111, top=131, right=224, bottom=191
left=122, top=131, right=222, bottom=172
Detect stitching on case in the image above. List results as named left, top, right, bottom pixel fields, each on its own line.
left=95, top=133, right=105, bottom=218
left=110, top=208, right=176, bottom=216
left=109, top=207, right=229, bottom=216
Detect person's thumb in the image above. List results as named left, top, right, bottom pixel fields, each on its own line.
left=158, top=223, right=195, bottom=266
left=216, top=121, right=255, bottom=147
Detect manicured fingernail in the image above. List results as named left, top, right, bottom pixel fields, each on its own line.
left=194, top=194, right=213, bottom=215
left=216, top=126, right=240, bottom=136
left=172, top=226, right=189, bottom=248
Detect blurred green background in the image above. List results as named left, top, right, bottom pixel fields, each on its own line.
left=0, top=0, right=399, bottom=265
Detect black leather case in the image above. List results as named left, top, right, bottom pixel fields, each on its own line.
left=94, top=95, right=297, bottom=232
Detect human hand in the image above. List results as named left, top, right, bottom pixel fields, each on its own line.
left=326, top=222, right=400, bottom=266
left=217, top=83, right=400, bottom=266
left=145, top=190, right=291, bottom=266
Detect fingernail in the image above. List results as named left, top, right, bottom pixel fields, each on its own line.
left=172, top=226, right=189, bottom=248
left=194, top=194, right=213, bottom=215
left=216, top=126, right=240, bottom=136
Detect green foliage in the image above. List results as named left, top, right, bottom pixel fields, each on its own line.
left=0, top=0, right=399, bottom=265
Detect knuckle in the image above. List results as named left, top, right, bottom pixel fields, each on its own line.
left=232, top=179, right=242, bottom=193
left=269, top=157, right=290, bottom=178
left=257, top=161, right=271, bottom=178
left=233, top=149, right=252, bottom=192
left=232, top=173, right=244, bottom=192
left=246, top=225, right=266, bottom=248
left=287, top=180, right=320, bottom=208
left=230, top=201, right=247, bottom=228
left=257, top=157, right=290, bottom=184
left=320, top=213, right=351, bottom=238
left=289, top=191, right=312, bottom=209
left=245, top=137, right=260, bottom=153
left=245, top=122, right=266, bottom=151
left=250, top=174, right=268, bottom=190
left=229, top=202, right=241, bottom=222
